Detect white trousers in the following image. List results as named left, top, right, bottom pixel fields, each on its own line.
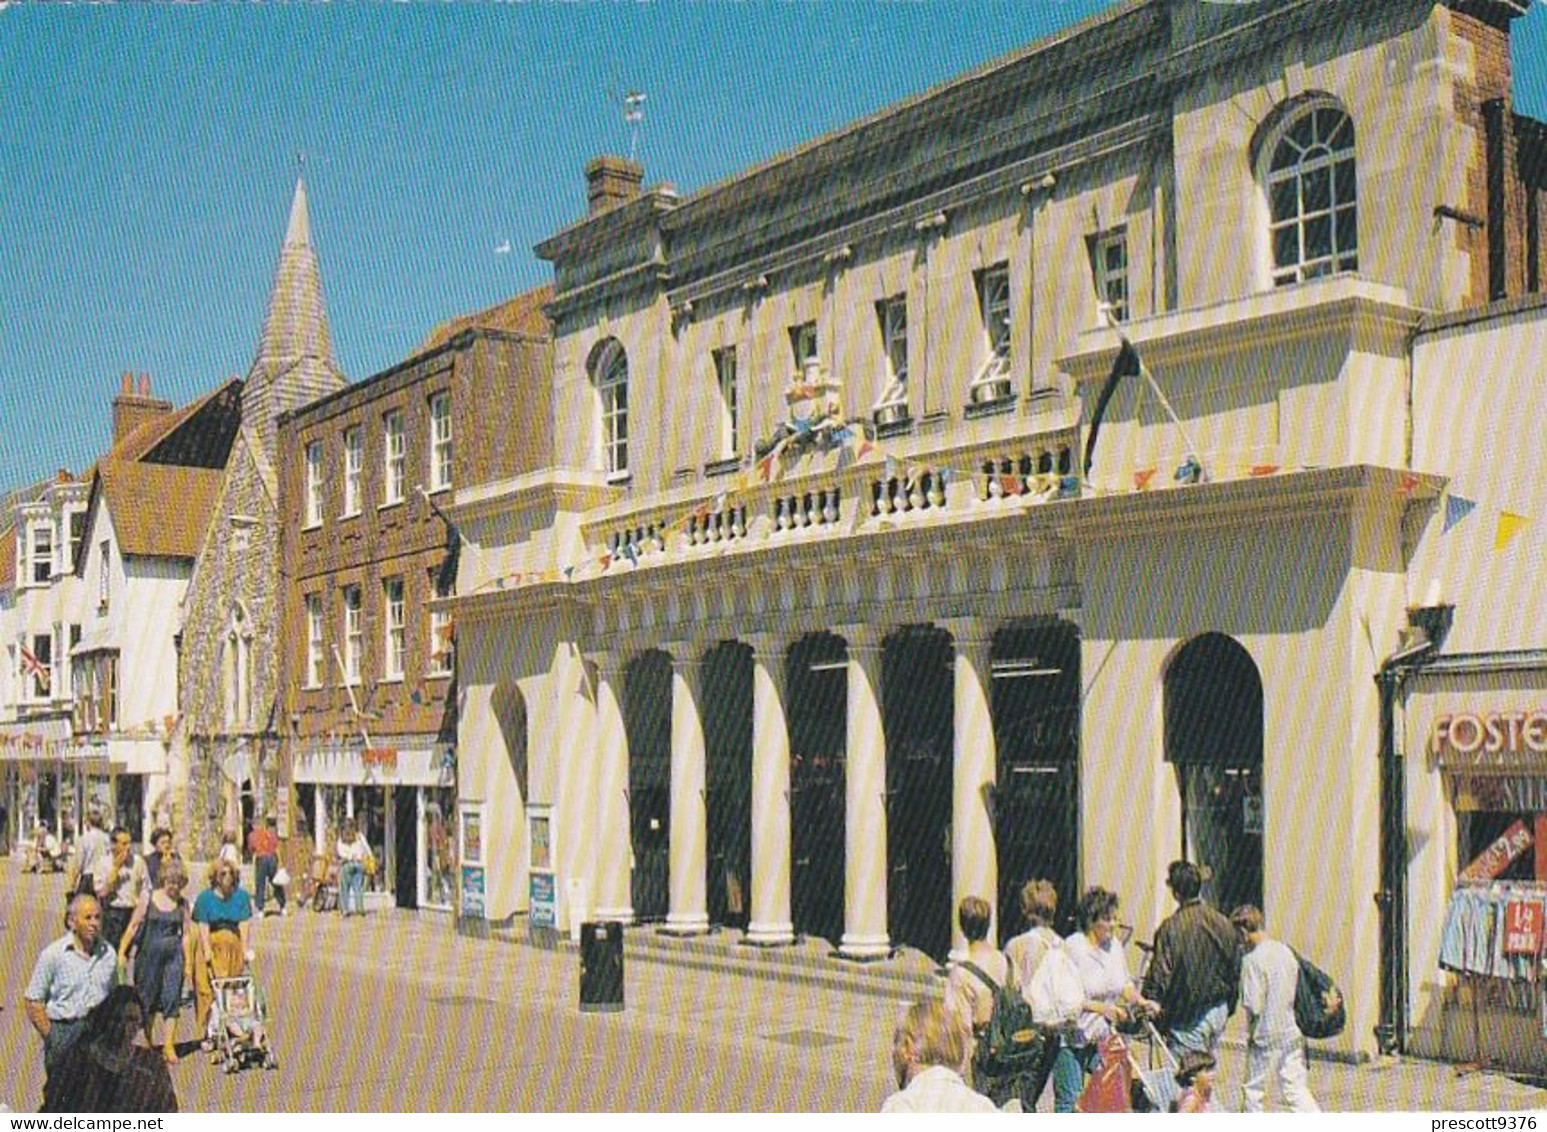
left=1244, top=1038, right=1321, bottom=1113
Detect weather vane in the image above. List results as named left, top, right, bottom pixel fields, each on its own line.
left=621, top=90, right=645, bottom=164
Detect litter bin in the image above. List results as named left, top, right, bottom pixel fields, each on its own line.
left=579, top=920, right=624, bottom=1013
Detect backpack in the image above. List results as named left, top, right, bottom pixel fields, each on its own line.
left=1292, top=951, right=1346, bottom=1039
left=959, top=960, right=1048, bottom=1081
left=1027, top=939, right=1085, bottom=1028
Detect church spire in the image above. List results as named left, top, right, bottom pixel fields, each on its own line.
left=244, top=174, right=347, bottom=459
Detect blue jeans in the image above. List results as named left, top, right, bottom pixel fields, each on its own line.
left=254, top=853, right=281, bottom=911
left=340, top=861, right=365, bottom=915
left=1052, top=1039, right=1101, bottom=1113
left=1166, top=1001, right=1229, bottom=1059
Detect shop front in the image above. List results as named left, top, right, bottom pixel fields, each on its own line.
left=292, top=740, right=458, bottom=911
left=1406, top=667, right=1547, bottom=1073
left=0, top=719, right=111, bottom=853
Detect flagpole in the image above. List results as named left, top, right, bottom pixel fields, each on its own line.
left=1096, top=304, right=1207, bottom=482
left=331, top=644, right=373, bottom=749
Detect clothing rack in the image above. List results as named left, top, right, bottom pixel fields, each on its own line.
left=1445, top=881, right=1546, bottom=1076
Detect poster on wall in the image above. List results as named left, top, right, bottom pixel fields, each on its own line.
left=530, top=808, right=552, bottom=872
left=461, top=865, right=486, bottom=919
left=530, top=871, right=556, bottom=930
left=461, top=806, right=483, bottom=865
left=1460, top=819, right=1534, bottom=881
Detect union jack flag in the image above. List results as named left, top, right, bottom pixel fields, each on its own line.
left=19, top=645, right=50, bottom=693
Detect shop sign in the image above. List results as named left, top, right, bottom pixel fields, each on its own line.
left=1452, top=776, right=1547, bottom=812
left=460, top=806, right=483, bottom=865
left=1433, top=712, right=1547, bottom=767
left=1503, top=900, right=1544, bottom=957
left=530, top=871, right=556, bottom=930
left=461, top=865, right=485, bottom=919
left=362, top=748, right=398, bottom=770
left=1459, top=819, right=1534, bottom=882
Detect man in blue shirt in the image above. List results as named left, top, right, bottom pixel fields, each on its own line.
left=24, top=893, right=118, bottom=1072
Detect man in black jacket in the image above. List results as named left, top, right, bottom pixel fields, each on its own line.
left=1143, top=860, right=1241, bottom=1058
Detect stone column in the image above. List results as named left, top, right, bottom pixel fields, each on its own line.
left=943, top=617, right=998, bottom=958
left=838, top=624, right=890, bottom=960
left=745, top=633, right=794, bottom=946
left=663, top=642, right=709, bottom=936
left=589, top=650, right=634, bottom=924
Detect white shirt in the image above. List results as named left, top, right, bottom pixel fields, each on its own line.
left=1005, top=925, right=1060, bottom=998
left=880, top=1065, right=999, bottom=1113
left=1241, top=937, right=1302, bottom=1047
left=1065, top=930, right=1133, bottom=1047
left=336, top=835, right=369, bottom=863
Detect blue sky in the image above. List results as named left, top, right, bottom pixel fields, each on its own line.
left=1, top=0, right=1544, bottom=492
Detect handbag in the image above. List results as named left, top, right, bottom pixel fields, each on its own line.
left=272, top=866, right=291, bottom=888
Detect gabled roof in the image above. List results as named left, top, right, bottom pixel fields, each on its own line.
left=81, top=378, right=242, bottom=562
left=416, top=284, right=554, bottom=354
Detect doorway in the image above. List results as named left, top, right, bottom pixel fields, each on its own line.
left=1165, top=633, right=1264, bottom=916
left=993, top=620, right=1082, bottom=941
left=704, top=642, right=752, bottom=930
left=884, top=627, right=953, bottom=962
left=626, top=651, right=672, bottom=923
left=788, top=633, right=847, bottom=948
left=394, top=787, right=418, bottom=909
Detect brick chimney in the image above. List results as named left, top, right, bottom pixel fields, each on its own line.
left=585, top=155, right=644, bottom=215
left=111, top=371, right=174, bottom=444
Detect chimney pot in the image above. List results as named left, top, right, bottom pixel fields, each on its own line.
left=584, top=155, right=645, bottom=216
left=138, top=373, right=149, bottom=397
left=121, top=372, right=133, bottom=395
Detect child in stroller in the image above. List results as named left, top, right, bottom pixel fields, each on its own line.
left=208, top=975, right=278, bottom=1073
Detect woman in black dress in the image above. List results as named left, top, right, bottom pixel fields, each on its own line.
left=41, top=986, right=178, bottom=1113
left=118, top=859, right=192, bottom=1063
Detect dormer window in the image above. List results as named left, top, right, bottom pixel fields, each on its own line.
left=30, top=522, right=53, bottom=585
left=589, top=338, right=630, bottom=481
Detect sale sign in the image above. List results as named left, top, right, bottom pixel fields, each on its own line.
left=1504, top=901, right=1544, bottom=957
left=1459, top=819, right=1534, bottom=881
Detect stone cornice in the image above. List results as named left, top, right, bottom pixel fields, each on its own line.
left=448, top=469, right=621, bottom=525
left=1058, top=276, right=1424, bottom=383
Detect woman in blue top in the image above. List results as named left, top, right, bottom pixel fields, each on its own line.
left=191, top=858, right=253, bottom=1051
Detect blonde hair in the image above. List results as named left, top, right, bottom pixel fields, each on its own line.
left=892, top=999, right=969, bottom=1085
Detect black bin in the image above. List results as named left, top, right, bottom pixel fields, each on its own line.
left=578, top=920, right=624, bottom=1013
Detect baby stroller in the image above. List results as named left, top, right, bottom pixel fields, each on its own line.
left=1127, top=1019, right=1182, bottom=1112
left=207, top=974, right=279, bottom=1073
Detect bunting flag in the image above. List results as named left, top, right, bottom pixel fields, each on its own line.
left=599, top=553, right=613, bottom=571
left=1133, top=468, right=1156, bottom=491
left=1442, top=494, right=1476, bottom=535
left=563, top=565, right=575, bottom=581
left=857, top=438, right=874, bottom=460
left=1083, top=337, right=1142, bottom=477
left=1397, top=473, right=1420, bottom=497
left=410, top=690, right=423, bottom=706
left=1000, top=474, right=1024, bottom=497
left=1248, top=464, right=1280, bottom=477
left=1495, top=511, right=1529, bottom=552
left=622, top=542, right=639, bottom=567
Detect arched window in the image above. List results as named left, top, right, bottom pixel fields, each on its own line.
left=1265, top=102, right=1357, bottom=286
left=589, top=339, right=629, bottom=479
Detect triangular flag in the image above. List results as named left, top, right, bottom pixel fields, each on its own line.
left=1248, top=464, right=1279, bottom=477
left=1442, top=494, right=1476, bottom=535
left=563, top=565, right=575, bottom=581
left=599, top=553, right=612, bottom=571
left=1495, top=511, right=1529, bottom=552
left=622, top=542, right=639, bottom=566
left=1397, top=473, right=1420, bottom=496
left=1001, top=474, right=1024, bottom=497
left=857, top=438, right=874, bottom=460
left=1133, top=468, right=1156, bottom=491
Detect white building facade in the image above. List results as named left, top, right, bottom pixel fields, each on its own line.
left=448, top=0, right=1544, bottom=1063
